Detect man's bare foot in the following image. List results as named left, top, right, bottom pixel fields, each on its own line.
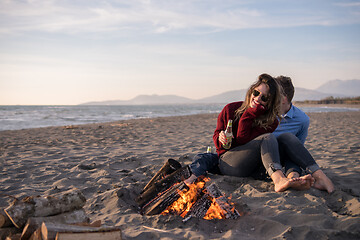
left=312, top=170, right=334, bottom=193
left=290, top=174, right=315, bottom=191
left=272, top=170, right=303, bottom=192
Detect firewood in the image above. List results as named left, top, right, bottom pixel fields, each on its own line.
left=136, top=166, right=191, bottom=208
left=5, top=189, right=86, bottom=228
left=0, top=210, right=13, bottom=228
left=5, top=233, right=21, bottom=240
left=40, top=222, right=121, bottom=240
left=184, top=192, right=212, bottom=219
left=21, top=209, right=89, bottom=240
left=206, top=183, right=240, bottom=219
left=0, top=228, right=21, bottom=240
left=54, top=229, right=122, bottom=240
left=29, top=228, right=42, bottom=240
left=141, top=181, right=189, bottom=215
left=142, top=158, right=182, bottom=192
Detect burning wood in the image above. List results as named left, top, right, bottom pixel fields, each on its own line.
left=137, top=160, right=241, bottom=220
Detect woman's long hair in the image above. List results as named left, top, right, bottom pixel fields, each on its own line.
left=235, top=73, right=281, bottom=128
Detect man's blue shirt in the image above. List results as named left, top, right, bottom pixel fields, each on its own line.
left=273, top=104, right=310, bottom=144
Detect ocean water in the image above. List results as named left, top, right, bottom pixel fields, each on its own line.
left=0, top=104, right=358, bottom=131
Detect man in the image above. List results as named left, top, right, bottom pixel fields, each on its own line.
left=273, top=76, right=313, bottom=189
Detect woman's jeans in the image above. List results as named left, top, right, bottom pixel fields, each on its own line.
left=219, top=133, right=283, bottom=178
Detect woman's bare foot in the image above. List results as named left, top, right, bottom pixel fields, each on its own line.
left=312, top=170, right=334, bottom=193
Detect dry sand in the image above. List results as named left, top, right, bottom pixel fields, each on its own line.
left=0, top=110, right=359, bottom=239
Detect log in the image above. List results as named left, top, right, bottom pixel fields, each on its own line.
left=55, top=230, right=122, bottom=240
left=141, top=181, right=189, bottom=216
left=136, top=166, right=191, bottom=208
left=40, top=222, right=122, bottom=240
left=29, top=228, right=42, bottom=240
left=21, top=209, right=89, bottom=240
left=142, top=159, right=182, bottom=192
left=5, top=233, right=21, bottom=240
left=0, top=228, right=21, bottom=240
left=0, top=210, right=13, bottom=228
left=184, top=192, right=212, bottom=219
left=206, top=183, right=240, bottom=219
left=5, top=189, right=86, bottom=228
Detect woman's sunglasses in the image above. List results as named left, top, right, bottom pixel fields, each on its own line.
left=252, top=89, right=269, bottom=102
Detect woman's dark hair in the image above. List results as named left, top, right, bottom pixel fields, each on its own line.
left=235, top=73, right=281, bottom=128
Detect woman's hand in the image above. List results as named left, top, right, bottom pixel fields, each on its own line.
left=219, top=130, right=227, bottom=145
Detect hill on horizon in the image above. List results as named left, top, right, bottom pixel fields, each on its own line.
left=80, top=79, right=360, bottom=105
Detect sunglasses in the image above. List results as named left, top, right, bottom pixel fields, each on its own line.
left=252, top=89, right=269, bottom=102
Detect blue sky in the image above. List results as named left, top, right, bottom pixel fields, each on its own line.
left=0, top=0, right=359, bottom=105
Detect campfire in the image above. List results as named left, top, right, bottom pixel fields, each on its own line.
left=136, top=159, right=240, bottom=221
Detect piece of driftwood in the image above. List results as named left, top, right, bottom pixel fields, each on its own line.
left=1, top=210, right=13, bottom=228
left=40, top=222, right=122, bottom=240
left=136, top=166, right=191, bottom=208
left=141, top=181, right=189, bottom=216
left=5, top=189, right=86, bottom=228
left=55, top=229, right=122, bottom=240
left=21, top=209, right=89, bottom=240
left=142, top=159, right=182, bottom=193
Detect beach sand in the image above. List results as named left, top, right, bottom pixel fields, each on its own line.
left=1, top=111, right=359, bottom=239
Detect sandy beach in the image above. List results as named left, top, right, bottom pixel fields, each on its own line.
left=1, top=110, right=359, bottom=239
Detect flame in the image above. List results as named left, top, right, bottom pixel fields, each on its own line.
left=161, top=177, right=237, bottom=220
left=203, top=198, right=226, bottom=220
left=162, top=178, right=207, bottom=217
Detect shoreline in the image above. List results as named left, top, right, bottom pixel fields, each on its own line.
left=1, top=103, right=359, bottom=132
left=1, top=111, right=359, bottom=239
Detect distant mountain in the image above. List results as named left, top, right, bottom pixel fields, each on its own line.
left=292, top=87, right=344, bottom=101
left=80, top=80, right=359, bottom=105
left=195, top=89, right=247, bottom=104
left=315, top=79, right=360, bottom=97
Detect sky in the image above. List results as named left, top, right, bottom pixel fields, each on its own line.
left=0, top=0, right=360, bottom=105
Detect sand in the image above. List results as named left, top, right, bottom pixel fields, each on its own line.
left=0, top=110, right=359, bottom=239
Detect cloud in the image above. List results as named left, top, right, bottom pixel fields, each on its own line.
left=0, top=0, right=359, bottom=35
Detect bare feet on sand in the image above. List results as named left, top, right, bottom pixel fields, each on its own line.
left=272, top=170, right=308, bottom=192
left=312, top=170, right=335, bottom=193
left=287, top=173, right=315, bottom=191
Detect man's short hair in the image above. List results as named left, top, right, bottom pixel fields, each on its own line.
left=275, top=75, right=294, bottom=103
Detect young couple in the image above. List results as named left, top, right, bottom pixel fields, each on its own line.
left=186, top=74, right=334, bottom=193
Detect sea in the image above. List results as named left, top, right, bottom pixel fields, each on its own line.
left=0, top=104, right=359, bottom=131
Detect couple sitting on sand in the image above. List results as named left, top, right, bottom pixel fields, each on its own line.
left=185, top=74, right=334, bottom=193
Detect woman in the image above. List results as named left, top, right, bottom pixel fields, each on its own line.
left=214, top=73, right=304, bottom=192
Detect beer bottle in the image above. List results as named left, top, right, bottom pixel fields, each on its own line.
left=223, top=120, right=233, bottom=149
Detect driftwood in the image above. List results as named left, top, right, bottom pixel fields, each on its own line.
left=40, top=222, right=122, bottom=240
left=5, top=189, right=86, bottom=228
left=21, top=209, right=89, bottom=240
left=55, top=229, right=122, bottom=240
left=136, top=166, right=191, bottom=208
left=142, top=158, right=182, bottom=192
left=0, top=210, right=13, bottom=228
left=141, top=181, right=189, bottom=216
